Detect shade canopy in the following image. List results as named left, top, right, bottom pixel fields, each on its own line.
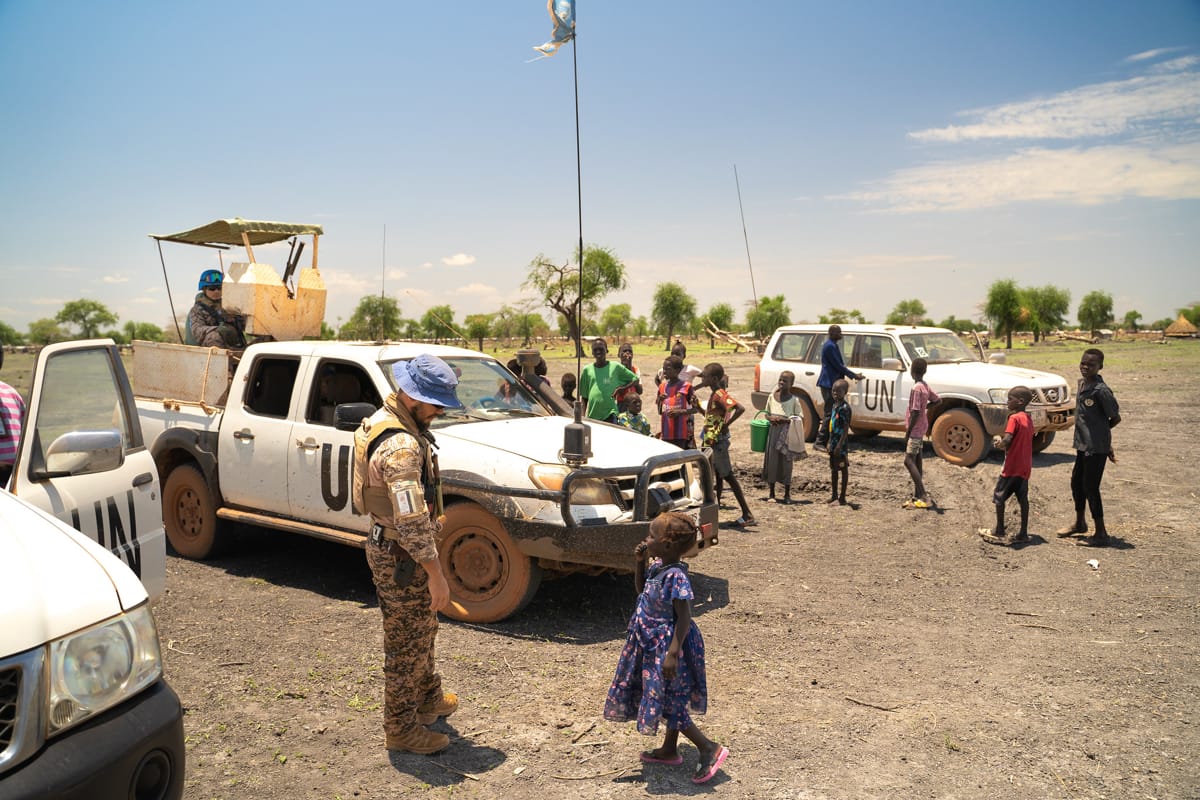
left=150, top=218, right=324, bottom=248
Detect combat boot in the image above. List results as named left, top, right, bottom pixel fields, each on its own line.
left=418, top=692, right=459, bottom=725
left=386, top=726, right=450, bottom=755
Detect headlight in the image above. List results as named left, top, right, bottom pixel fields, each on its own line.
left=987, top=389, right=1009, bottom=404
left=529, top=464, right=616, bottom=505
left=47, top=604, right=163, bottom=736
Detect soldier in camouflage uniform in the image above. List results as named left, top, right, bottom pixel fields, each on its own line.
left=186, top=269, right=246, bottom=349
left=357, top=354, right=463, bottom=755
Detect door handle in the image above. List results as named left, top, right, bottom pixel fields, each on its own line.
left=805, top=371, right=815, bottom=376
left=132, top=472, right=154, bottom=487
left=296, top=439, right=320, bottom=452
left=233, top=430, right=255, bottom=440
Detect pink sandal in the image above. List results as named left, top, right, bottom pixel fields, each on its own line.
left=692, top=745, right=729, bottom=784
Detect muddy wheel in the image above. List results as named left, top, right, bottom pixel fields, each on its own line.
left=438, top=503, right=542, bottom=623
left=931, top=408, right=988, bottom=467
left=163, top=464, right=221, bottom=559
left=1032, top=430, right=1056, bottom=454
left=799, top=395, right=818, bottom=442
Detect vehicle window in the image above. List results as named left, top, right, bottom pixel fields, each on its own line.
left=383, top=357, right=550, bottom=426
left=306, top=361, right=380, bottom=425
left=31, top=348, right=137, bottom=469
left=835, top=335, right=857, bottom=367
left=852, top=335, right=901, bottom=369
left=899, top=333, right=978, bottom=364
left=244, top=357, right=300, bottom=418
left=771, top=332, right=816, bottom=362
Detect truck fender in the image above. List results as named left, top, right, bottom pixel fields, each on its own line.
left=150, top=427, right=224, bottom=506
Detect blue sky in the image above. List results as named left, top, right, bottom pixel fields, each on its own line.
left=1, top=1, right=1197, bottom=336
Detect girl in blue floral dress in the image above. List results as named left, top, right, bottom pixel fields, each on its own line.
left=603, top=512, right=729, bottom=784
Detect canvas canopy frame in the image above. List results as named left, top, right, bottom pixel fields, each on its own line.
left=150, top=218, right=324, bottom=270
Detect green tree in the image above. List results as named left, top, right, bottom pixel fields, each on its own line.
left=319, top=321, right=338, bottom=340
left=1121, top=310, right=1142, bottom=332
left=1077, top=291, right=1113, bottom=337
left=341, top=295, right=401, bottom=341
left=818, top=308, right=867, bottom=325
left=705, top=302, right=735, bottom=332
left=632, top=316, right=650, bottom=337
left=651, top=283, right=697, bottom=350
left=1178, top=302, right=1200, bottom=327
left=523, top=245, right=628, bottom=356
left=1022, top=284, right=1071, bottom=342
left=401, top=318, right=423, bottom=340
left=28, top=318, right=66, bottom=345
left=600, top=303, right=632, bottom=338
left=938, top=315, right=981, bottom=333
left=984, top=279, right=1022, bottom=349
left=56, top=299, right=118, bottom=339
left=1150, top=317, right=1175, bottom=331
left=123, top=321, right=166, bottom=343
left=421, top=305, right=459, bottom=343
left=746, top=295, right=792, bottom=338
left=0, top=320, right=25, bottom=345
left=464, top=313, right=493, bottom=351
left=885, top=299, right=927, bottom=325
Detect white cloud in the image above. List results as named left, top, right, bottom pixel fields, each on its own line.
left=844, top=142, right=1200, bottom=212
left=910, top=68, right=1200, bottom=142
left=129, top=296, right=158, bottom=305
left=320, top=269, right=377, bottom=294
left=385, top=267, right=407, bottom=280
left=441, top=253, right=476, bottom=267
left=102, top=274, right=130, bottom=284
left=1125, top=47, right=1185, bottom=63
left=457, top=282, right=496, bottom=295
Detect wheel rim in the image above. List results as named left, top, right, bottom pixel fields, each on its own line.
left=444, top=528, right=507, bottom=601
left=945, top=423, right=974, bottom=454
left=174, top=487, right=205, bottom=542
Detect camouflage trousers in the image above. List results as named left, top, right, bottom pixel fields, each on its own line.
left=365, top=539, right=442, bottom=738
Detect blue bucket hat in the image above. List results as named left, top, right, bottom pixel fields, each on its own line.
left=392, top=354, right=463, bottom=409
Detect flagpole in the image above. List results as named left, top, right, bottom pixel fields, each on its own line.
left=571, top=18, right=584, bottom=427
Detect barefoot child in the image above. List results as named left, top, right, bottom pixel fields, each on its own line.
left=980, top=387, right=1034, bottom=546
left=603, top=512, right=730, bottom=785
left=761, top=371, right=803, bottom=504
left=826, top=379, right=852, bottom=505
left=698, top=363, right=754, bottom=527
left=903, top=358, right=940, bottom=508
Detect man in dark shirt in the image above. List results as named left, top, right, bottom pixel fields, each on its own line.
left=1057, top=348, right=1121, bottom=547
left=814, top=325, right=863, bottom=450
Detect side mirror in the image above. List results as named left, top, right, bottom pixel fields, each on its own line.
left=881, top=357, right=904, bottom=372
left=987, top=352, right=1007, bottom=365
left=38, top=430, right=124, bottom=478
left=335, top=402, right=377, bottom=431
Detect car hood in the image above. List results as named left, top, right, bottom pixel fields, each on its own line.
left=436, top=415, right=680, bottom=465
left=0, top=491, right=148, bottom=655
left=926, top=361, right=1066, bottom=390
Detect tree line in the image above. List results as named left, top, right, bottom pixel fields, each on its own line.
left=3, top=254, right=1197, bottom=350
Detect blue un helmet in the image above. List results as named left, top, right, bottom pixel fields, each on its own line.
left=198, top=269, right=224, bottom=290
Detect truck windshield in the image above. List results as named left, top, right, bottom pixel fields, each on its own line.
left=382, top=357, right=551, bottom=425
left=899, top=333, right=980, bottom=364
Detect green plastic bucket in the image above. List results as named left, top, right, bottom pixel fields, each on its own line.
left=750, top=411, right=770, bottom=453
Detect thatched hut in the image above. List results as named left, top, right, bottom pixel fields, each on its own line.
left=1164, top=315, right=1198, bottom=338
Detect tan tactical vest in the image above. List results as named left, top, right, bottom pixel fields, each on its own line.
left=351, top=402, right=441, bottom=521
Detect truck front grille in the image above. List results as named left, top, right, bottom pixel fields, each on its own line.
left=614, top=464, right=691, bottom=510
left=0, top=666, right=17, bottom=751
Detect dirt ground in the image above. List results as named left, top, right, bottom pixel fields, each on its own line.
left=152, top=341, right=1200, bottom=800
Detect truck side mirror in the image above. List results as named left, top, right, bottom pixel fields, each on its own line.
left=335, top=402, right=377, bottom=431
left=881, top=357, right=904, bottom=371
left=987, top=352, right=1007, bottom=365
left=37, top=430, right=124, bottom=478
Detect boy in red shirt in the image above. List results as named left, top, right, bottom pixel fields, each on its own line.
left=981, top=386, right=1034, bottom=546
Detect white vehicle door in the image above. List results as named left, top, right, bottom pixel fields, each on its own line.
left=848, top=333, right=908, bottom=428
left=287, top=359, right=380, bottom=530
left=217, top=354, right=299, bottom=515
left=9, top=340, right=166, bottom=600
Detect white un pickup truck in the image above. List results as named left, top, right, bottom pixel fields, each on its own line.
left=132, top=340, right=719, bottom=623
left=3, top=340, right=183, bottom=799
left=750, top=324, right=1076, bottom=467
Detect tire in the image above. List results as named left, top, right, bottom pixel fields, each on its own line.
left=437, top=503, right=542, bottom=623
left=798, top=395, right=818, bottom=442
left=163, top=464, right=221, bottom=559
left=1032, top=430, right=1056, bottom=454
left=930, top=408, right=988, bottom=467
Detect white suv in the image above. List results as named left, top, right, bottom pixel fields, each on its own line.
left=751, top=324, right=1075, bottom=467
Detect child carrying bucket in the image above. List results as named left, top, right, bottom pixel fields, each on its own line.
left=760, top=371, right=805, bottom=503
